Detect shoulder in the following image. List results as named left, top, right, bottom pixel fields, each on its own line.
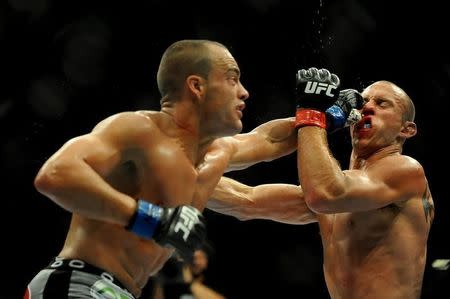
left=92, top=111, right=159, bottom=133
left=373, top=154, right=426, bottom=196
left=89, top=111, right=162, bottom=146
left=381, top=155, right=424, bottom=178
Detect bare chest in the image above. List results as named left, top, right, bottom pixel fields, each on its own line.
left=320, top=206, right=400, bottom=248
left=119, top=145, right=230, bottom=210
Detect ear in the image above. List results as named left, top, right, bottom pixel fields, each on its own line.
left=400, top=121, right=417, bottom=139
left=186, top=75, right=206, bottom=101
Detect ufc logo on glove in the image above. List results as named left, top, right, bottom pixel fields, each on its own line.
left=304, top=81, right=337, bottom=97
left=174, top=207, right=199, bottom=241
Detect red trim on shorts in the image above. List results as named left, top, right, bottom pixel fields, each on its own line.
left=23, top=287, right=30, bottom=299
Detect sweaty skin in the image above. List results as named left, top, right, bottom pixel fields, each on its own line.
left=297, top=81, right=434, bottom=299
left=315, top=154, right=433, bottom=299
left=34, top=42, right=298, bottom=298
left=208, top=80, right=434, bottom=299
left=48, top=113, right=296, bottom=296
left=209, top=176, right=316, bottom=225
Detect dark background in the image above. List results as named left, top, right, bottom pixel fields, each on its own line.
left=1, top=0, right=448, bottom=298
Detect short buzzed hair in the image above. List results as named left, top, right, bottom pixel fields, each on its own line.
left=157, top=40, right=226, bottom=103
left=403, top=92, right=415, bottom=122
left=378, top=80, right=416, bottom=122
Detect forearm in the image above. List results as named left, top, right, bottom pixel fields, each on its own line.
left=297, top=127, right=346, bottom=208
left=207, top=177, right=252, bottom=220
left=208, top=177, right=316, bottom=224
left=228, top=118, right=297, bottom=170
left=250, top=117, right=298, bottom=158
left=34, top=159, right=136, bottom=226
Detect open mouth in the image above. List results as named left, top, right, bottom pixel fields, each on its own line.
left=356, top=116, right=372, bottom=131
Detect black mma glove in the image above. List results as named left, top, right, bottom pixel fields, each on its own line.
left=295, top=67, right=341, bottom=129
left=126, top=200, right=207, bottom=262
left=326, top=89, right=364, bottom=133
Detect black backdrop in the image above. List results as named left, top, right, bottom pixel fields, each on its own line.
left=1, top=0, right=448, bottom=298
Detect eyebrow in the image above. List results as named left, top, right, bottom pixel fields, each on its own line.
left=226, top=67, right=241, bottom=77
left=364, top=94, right=394, bottom=103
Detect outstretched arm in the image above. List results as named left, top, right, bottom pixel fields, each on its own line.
left=223, top=117, right=297, bottom=171
left=207, top=176, right=316, bottom=224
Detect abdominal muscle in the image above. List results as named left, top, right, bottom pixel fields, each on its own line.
left=58, top=215, right=174, bottom=297
left=322, top=230, right=425, bottom=299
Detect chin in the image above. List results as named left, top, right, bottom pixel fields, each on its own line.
left=232, top=121, right=243, bottom=135
left=214, top=125, right=241, bottom=138
left=224, top=127, right=242, bottom=137
left=236, top=120, right=243, bottom=130
left=224, top=119, right=242, bottom=135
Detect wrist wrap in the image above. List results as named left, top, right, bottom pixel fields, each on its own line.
left=295, top=109, right=327, bottom=129
left=325, top=104, right=346, bottom=131
left=126, top=200, right=163, bottom=239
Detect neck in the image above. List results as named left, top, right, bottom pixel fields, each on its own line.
left=160, top=102, right=216, bottom=165
left=350, top=144, right=402, bottom=170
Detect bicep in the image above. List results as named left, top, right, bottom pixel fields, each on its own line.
left=325, top=166, right=424, bottom=213
left=43, top=113, right=146, bottom=174
left=338, top=170, right=398, bottom=210
left=43, top=133, right=122, bottom=175
left=64, top=112, right=153, bottom=173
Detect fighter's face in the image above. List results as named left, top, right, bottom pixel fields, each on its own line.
left=200, top=47, right=249, bottom=138
left=351, top=82, right=407, bottom=154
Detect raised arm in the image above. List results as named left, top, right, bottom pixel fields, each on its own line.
left=207, top=176, right=316, bottom=224
left=294, top=68, right=429, bottom=214
left=224, top=117, right=297, bottom=171
left=297, top=128, right=428, bottom=213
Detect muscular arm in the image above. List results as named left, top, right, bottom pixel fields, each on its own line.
left=297, top=127, right=426, bottom=213
left=224, top=117, right=297, bottom=171
left=33, top=112, right=152, bottom=226
left=207, top=176, right=316, bottom=224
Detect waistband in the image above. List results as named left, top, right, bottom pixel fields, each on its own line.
left=46, top=257, right=128, bottom=291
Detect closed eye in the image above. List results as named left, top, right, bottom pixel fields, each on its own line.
left=376, top=99, right=392, bottom=108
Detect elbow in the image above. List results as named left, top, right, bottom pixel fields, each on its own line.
left=34, top=160, right=74, bottom=197
left=304, top=184, right=345, bottom=214
left=34, top=169, right=51, bottom=195
left=234, top=214, right=252, bottom=221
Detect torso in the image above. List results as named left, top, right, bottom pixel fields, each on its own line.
left=59, top=111, right=234, bottom=296
left=317, top=159, right=433, bottom=299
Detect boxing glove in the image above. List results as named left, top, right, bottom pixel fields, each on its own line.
left=295, top=67, right=340, bottom=129
left=127, top=200, right=207, bottom=262
left=326, top=89, right=364, bottom=133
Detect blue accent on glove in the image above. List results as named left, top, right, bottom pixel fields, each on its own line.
left=326, top=104, right=346, bottom=130
left=128, top=200, right=163, bottom=239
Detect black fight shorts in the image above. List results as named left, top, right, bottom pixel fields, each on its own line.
left=25, top=257, right=135, bottom=299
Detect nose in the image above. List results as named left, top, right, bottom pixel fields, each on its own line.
left=361, top=99, right=375, bottom=115
left=239, top=83, right=250, bottom=101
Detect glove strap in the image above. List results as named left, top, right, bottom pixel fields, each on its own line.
left=295, top=109, right=327, bottom=129
left=325, top=104, right=346, bottom=132
left=126, top=200, right=163, bottom=239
